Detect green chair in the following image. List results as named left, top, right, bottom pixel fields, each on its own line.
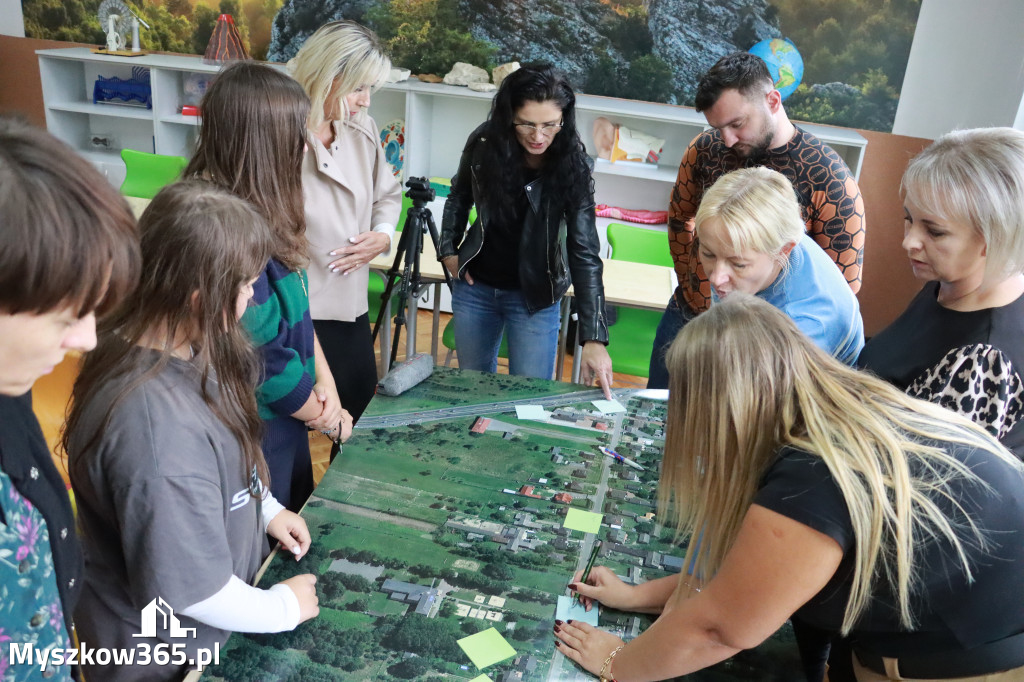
left=119, top=149, right=188, bottom=199
left=605, top=222, right=674, bottom=378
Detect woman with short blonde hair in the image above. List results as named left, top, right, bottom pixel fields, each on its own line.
left=860, top=127, right=1024, bottom=459
left=557, top=295, right=1024, bottom=682
left=694, top=166, right=863, bottom=363
left=290, top=21, right=401, bottom=429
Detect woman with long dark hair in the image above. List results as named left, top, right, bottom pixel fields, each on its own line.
left=65, top=182, right=319, bottom=682
left=184, top=61, right=351, bottom=511
left=439, top=63, right=613, bottom=395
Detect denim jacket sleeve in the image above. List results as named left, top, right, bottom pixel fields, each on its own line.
left=566, top=157, right=609, bottom=345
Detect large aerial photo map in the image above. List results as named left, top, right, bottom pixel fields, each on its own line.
left=199, top=368, right=799, bottom=682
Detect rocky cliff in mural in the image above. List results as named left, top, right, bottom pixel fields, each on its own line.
left=263, top=0, right=918, bottom=131
left=267, top=0, right=778, bottom=105
left=649, top=0, right=779, bottom=102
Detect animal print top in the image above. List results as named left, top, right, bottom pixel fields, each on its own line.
left=668, top=126, right=866, bottom=314
left=859, top=281, right=1024, bottom=459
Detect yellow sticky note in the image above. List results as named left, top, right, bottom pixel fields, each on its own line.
left=563, top=508, right=602, bottom=534
left=457, top=627, right=517, bottom=669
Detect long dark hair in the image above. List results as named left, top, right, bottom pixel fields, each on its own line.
left=63, top=181, right=275, bottom=494
left=184, top=61, right=311, bottom=270
left=477, top=63, right=592, bottom=219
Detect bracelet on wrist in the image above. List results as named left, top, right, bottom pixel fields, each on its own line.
left=682, top=579, right=702, bottom=593
left=599, top=644, right=624, bottom=682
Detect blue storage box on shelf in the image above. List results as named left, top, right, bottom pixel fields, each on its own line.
left=93, top=66, right=152, bottom=109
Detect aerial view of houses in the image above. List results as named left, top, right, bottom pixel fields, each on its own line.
left=202, top=369, right=798, bottom=681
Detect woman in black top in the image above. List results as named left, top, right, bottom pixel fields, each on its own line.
left=556, top=295, right=1024, bottom=682
left=439, top=63, right=612, bottom=396
left=859, top=127, right=1024, bottom=459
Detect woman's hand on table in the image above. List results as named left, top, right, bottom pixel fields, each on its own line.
left=442, top=255, right=474, bottom=284
left=278, top=574, right=320, bottom=623
left=328, top=232, right=391, bottom=275
left=266, top=509, right=312, bottom=560
left=554, top=620, right=624, bottom=677
left=569, top=565, right=636, bottom=612
left=580, top=341, right=613, bottom=399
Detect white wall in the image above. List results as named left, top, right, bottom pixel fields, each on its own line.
left=893, top=0, right=1024, bottom=139
left=0, top=0, right=24, bottom=37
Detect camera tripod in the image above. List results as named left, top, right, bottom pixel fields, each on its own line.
left=371, top=177, right=453, bottom=368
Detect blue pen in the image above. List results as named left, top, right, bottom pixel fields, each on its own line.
left=599, top=446, right=645, bottom=471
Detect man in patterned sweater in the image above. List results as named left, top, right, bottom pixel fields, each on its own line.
left=647, top=52, right=866, bottom=388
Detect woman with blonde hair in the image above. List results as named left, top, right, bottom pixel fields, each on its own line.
left=556, top=295, right=1024, bottom=682
left=695, top=166, right=863, bottom=362
left=859, top=127, right=1024, bottom=459
left=290, top=21, right=401, bottom=429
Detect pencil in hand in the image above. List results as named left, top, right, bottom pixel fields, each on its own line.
left=573, top=540, right=602, bottom=606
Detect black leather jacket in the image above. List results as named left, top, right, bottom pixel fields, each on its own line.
left=438, top=126, right=609, bottom=345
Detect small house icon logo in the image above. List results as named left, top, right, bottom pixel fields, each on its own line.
left=133, top=597, right=197, bottom=639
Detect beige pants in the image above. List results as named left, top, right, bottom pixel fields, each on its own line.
left=849, top=654, right=1024, bottom=682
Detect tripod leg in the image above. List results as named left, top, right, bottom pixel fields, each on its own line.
left=372, top=224, right=415, bottom=344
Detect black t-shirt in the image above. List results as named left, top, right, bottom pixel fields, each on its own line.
left=858, top=282, right=1024, bottom=459
left=468, top=167, right=542, bottom=290
left=753, top=443, right=1024, bottom=658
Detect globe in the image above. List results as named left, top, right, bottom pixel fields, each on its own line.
left=749, top=38, right=804, bottom=101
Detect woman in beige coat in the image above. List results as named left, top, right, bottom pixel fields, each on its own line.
left=290, top=21, right=401, bottom=433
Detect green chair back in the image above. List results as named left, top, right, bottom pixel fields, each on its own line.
left=606, top=222, right=674, bottom=267
left=605, top=222, right=672, bottom=378
left=119, top=149, right=188, bottom=199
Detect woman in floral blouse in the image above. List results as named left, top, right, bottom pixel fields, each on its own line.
left=0, top=117, right=139, bottom=679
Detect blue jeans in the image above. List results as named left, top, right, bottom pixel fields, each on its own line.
left=647, top=296, right=696, bottom=389
left=451, top=280, right=561, bottom=379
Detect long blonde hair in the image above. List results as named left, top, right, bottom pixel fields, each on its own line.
left=659, top=294, right=1020, bottom=633
left=290, top=20, right=391, bottom=132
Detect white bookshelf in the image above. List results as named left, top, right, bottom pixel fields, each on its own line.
left=37, top=46, right=867, bottom=213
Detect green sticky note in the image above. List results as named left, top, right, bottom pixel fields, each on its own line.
left=457, top=627, right=517, bottom=669
left=469, top=676, right=491, bottom=682
left=563, top=508, right=602, bottom=534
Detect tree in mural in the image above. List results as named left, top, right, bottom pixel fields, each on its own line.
left=775, top=0, right=921, bottom=130
left=22, top=0, right=276, bottom=59
left=363, top=0, right=496, bottom=74
left=22, top=0, right=103, bottom=44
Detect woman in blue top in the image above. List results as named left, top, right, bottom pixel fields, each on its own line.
left=694, top=166, right=863, bottom=363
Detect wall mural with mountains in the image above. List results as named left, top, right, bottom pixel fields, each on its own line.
left=23, top=0, right=921, bottom=131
